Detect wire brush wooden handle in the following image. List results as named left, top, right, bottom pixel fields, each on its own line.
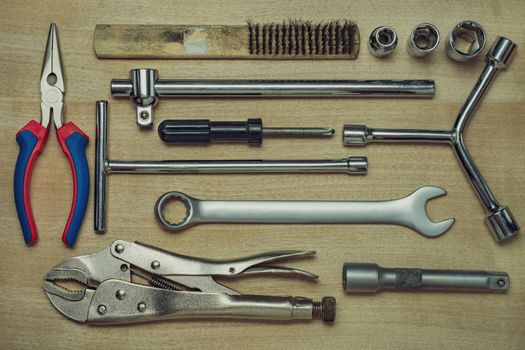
left=94, top=21, right=359, bottom=59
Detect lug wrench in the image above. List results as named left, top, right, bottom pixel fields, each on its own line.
left=343, top=36, right=519, bottom=243
left=110, top=69, right=435, bottom=127
left=155, top=186, right=454, bottom=237
left=95, top=101, right=367, bottom=233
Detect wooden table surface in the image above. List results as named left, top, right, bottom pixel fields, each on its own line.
left=1, top=1, right=524, bottom=349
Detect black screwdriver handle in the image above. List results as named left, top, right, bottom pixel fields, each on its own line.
left=158, top=118, right=263, bottom=145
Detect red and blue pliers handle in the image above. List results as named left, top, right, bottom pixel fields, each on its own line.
left=14, top=120, right=89, bottom=246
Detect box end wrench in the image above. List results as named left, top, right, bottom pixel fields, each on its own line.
left=155, top=186, right=455, bottom=238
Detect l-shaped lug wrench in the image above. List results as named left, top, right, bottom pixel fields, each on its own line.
left=95, top=101, right=367, bottom=233
left=343, top=36, right=519, bottom=243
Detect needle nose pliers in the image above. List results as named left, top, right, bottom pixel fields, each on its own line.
left=14, top=23, right=89, bottom=246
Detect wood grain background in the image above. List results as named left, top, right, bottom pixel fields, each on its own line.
left=0, top=1, right=523, bottom=349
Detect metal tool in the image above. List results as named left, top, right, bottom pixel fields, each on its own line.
left=343, top=37, right=519, bottom=243
left=368, top=26, right=398, bottom=57
left=406, top=23, right=440, bottom=58
left=110, top=69, right=435, bottom=127
left=95, top=101, right=367, bottom=233
left=43, top=239, right=336, bottom=324
left=445, top=21, right=486, bottom=62
left=158, top=118, right=334, bottom=145
left=155, top=186, right=454, bottom=238
left=14, top=24, right=89, bottom=246
left=342, top=263, right=509, bottom=293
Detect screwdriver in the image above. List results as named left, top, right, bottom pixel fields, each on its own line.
left=158, top=118, right=335, bottom=145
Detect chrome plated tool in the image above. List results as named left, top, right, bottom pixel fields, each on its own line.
left=110, top=68, right=435, bottom=127
left=343, top=263, right=509, bottom=293
left=344, top=37, right=519, bottom=242
left=445, top=20, right=486, bottom=62
left=14, top=24, right=89, bottom=246
left=95, top=101, right=367, bottom=233
left=43, top=240, right=336, bottom=324
left=406, top=23, right=440, bottom=58
left=155, top=186, right=454, bottom=238
left=368, top=26, right=398, bottom=57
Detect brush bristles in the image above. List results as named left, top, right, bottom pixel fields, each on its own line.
left=247, top=19, right=356, bottom=56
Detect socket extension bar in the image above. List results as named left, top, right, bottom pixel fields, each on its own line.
left=343, top=263, right=509, bottom=293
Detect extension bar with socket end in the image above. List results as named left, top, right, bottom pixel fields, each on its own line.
left=343, top=263, right=509, bottom=293
left=95, top=101, right=367, bottom=233
left=110, top=69, right=435, bottom=127
left=343, top=36, right=519, bottom=243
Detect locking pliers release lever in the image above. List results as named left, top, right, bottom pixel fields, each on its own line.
left=43, top=240, right=335, bottom=324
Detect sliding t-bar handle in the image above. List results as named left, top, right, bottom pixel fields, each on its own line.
left=110, top=68, right=435, bottom=127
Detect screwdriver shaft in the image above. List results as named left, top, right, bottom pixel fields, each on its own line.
left=263, top=127, right=335, bottom=137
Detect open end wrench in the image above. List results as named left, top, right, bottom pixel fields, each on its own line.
left=155, top=186, right=454, bottom=238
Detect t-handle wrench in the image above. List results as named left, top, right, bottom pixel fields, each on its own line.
left=155, top=186, right=454, bottom=238
left=343, top=36, right=519, bottom=243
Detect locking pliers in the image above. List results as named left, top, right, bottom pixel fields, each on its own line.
left=43, top=240, right=335, bottom=324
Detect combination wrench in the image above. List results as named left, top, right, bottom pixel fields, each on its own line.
left=155, top=186, right=454, bottom=238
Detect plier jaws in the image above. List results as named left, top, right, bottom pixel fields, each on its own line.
left=40, top=23, right=65, bottom=129
left=43, top=240, right=336, bottom=324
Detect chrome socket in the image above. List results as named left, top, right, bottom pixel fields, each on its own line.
left=368, top=26, right=398, bottom=57
left=406, top=23, right=440, bottom=57
left=446, top=20, right=486, bottom=62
